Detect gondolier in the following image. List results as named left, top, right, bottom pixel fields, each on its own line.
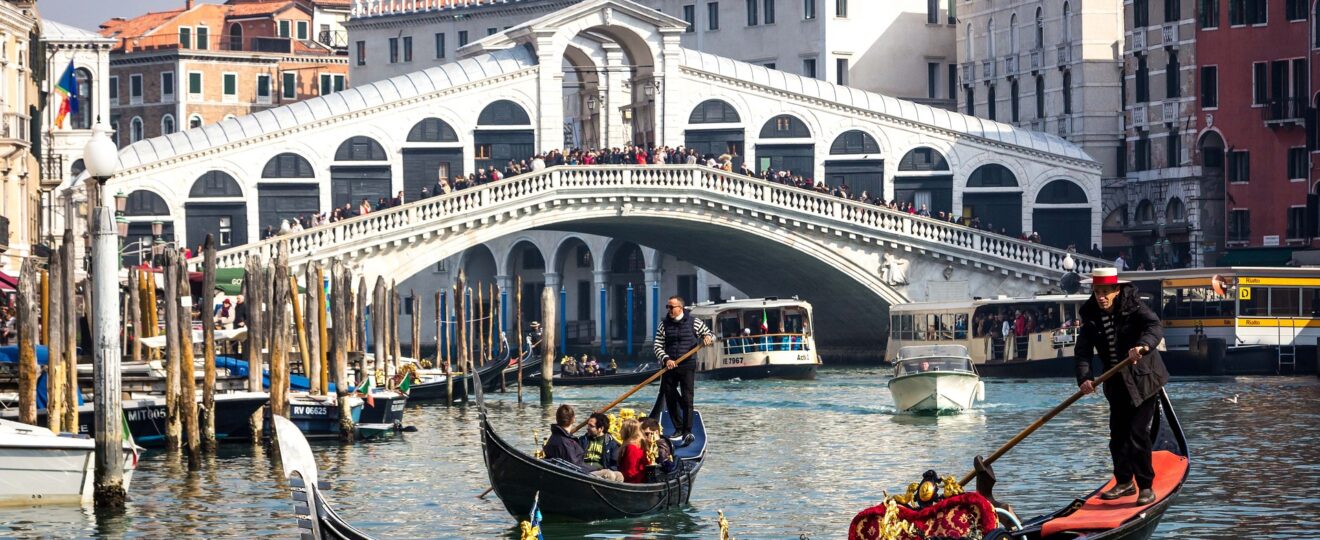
left=1075, top=267, right=1169, bottom=506
left=653, top=295, right=713, bottom=444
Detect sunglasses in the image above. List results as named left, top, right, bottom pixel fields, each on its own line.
left=667, top=304, right=682, bottom=309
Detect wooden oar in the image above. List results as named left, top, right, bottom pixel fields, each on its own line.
left=958, top=354, right=1138, bottom=487
left=477, top=343, right=705, bottom=499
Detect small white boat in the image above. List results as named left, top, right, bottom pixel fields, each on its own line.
left=0, top=419, right=139, bottom=506
left=887, top=345, right=984, bottom=413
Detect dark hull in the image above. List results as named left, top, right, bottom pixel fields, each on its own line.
left=698, top=363, right=818, bottom=381
left=527, top=367, right=662, bottom=387
left=410, top=349, right=514, bottom=402
left=975, top=355, right=1077, bottom=378
left=274, top=416, right=378, bottom=540
left=481, top=410, right=706, bottom=521
left=357, top=392, right=407, bottom=427
left=6, top=393, right=270, bottom=446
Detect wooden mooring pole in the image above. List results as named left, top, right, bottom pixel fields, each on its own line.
left=201, top=236, right=218, bottom=451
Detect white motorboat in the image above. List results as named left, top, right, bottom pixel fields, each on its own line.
left=0, top=419, right=139, bottom=506
left=887, top=345, right=984, bottom=413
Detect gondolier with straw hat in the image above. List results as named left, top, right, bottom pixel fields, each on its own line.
left=1075, top=267, right=1169, bottom=506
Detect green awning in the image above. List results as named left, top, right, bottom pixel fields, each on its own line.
left=214, top=267, right=246, bottom=296
left=1216, top=247, right=1295, bottom=267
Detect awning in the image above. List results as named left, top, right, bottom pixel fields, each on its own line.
left=1216, top=247, right=1296, bottom=267
left=0, top=270, right=16, bottom=293
left=1289, top=249, right=1320, bottom=266
left=214, top=267, right=246, bottom=296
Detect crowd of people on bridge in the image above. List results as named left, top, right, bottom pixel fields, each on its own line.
left=255, top=142, right=1070, bottom=252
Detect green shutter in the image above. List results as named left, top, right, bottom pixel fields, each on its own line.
left=283, top=72, right=296, bottom=98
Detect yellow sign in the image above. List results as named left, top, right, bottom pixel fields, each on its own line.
left=1238, top=287, right=1251, bottom=300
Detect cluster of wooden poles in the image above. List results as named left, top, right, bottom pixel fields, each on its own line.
left=11, top=229, right=80, bottom=436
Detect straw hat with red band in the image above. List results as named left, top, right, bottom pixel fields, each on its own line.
left=1081, top=267, right=1129, bottom=285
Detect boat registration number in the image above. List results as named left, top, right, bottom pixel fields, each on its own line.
left=293, top=406, right=328, bottom=416
left=721, top=357, right=744, bottom=366
left=391, top=401, right=405, bottom=412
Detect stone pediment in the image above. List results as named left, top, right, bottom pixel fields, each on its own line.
left=459, top=0, right=687, bottom=56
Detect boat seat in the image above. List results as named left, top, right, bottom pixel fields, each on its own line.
left=1040, top=450, right=1188, bottom=537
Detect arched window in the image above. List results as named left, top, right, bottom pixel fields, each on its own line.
left=1062, top=2, right=1072, bottom=42
left=70, top=159, right=85, bottom=177
left=161, top=114, right=176, bottom=135
left=897, top=147, right=950, bottom=171
left=262, top=152, right=315, bottom=178
left=228, top=23, right=243, bottom=51
left=966, top=24, right=974, bottom=59
left=829, top=130, right=881, bottom=155
left=190, top=170, right=243, bottom=197
left=73, top=68, right=93, bottom=129
left=334, top=136, right=387, bottom=161
left=1165, top=197, right=1186, bottom=223
left=1035, top=74, right=1046, bottom=117
left=130, top=116, right=144, bottom=142
left=406, top=118, right=459, bottom=142
left=1034, top=7, right=1044, bottom=48
left=477, top=100, right=531, bottom=125
left=966, top=163, right=1019, bottom=187
left=1062, top=70, right=1073, bottom=114
left=1135, top=199, right=1156, bottom=224
left=1035, top=179, right=1088, bottom=204
left=1010, top=13, right=1020, bottom=54
left=758, top=114, right=810, bottom=138
left=688, top=99, right=741, bottom=124
left=987, top=18, right=996, bottom=59
left=125, top=190, right=170, bottom=216
left=189, top=114, right=203, bottom=129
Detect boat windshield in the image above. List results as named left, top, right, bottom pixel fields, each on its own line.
left=896, top=357, right=974, bottom=374
left=895, top=345, right=969, bottom=360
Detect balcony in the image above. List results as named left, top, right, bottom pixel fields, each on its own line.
left=961, top=62, right=974, bottom=85
left=1161, top=23, right=1179, bottom=49
left=1029, top=118, right=1045, bottom=131
left=1161, top=100, right=1180, bottom=124
left=115, top=32, right=294, bottom=54
left=0, top=112, right=30, bottom=146
left=1004, top=54, right=1019, bottom=77
left=1056, top=43, right=1071, bottom=65
left=1131, top=29, right=1146, bottom=52
left=982, top=59, right=997, bottom=79
left=1056, top=115, right=1072, bottom=137
left=1132, top=103, right=1148, bottom=126
left=1030, top=48, right=1044, bottom=70
left=318, top=30, right=348, bottom=50
left=1263, top=97, right=1306, bottom=126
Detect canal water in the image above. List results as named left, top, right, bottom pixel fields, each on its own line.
left=1, top=368, right=1317, bottom=539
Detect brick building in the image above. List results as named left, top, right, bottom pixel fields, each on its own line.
left=1196, top=0, right=1314, bottom=265
left=98, top=0, right=349, bottom=148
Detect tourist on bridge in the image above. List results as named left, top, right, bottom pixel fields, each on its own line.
left=652, top=295, right=714, bottom=445
left=1075, top=267, right=1169, bottom=506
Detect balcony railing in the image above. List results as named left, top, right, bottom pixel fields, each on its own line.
left=1056, top=43, right=1071, bottom=65
left=318, top=30, right=348, bottom=49
left=961, top=62, right=974, bottom=85
left=1132, top=103, right=1148, bottom=126
left=982, top=59, right=997, bottom=79
left=1029, top=118, right=1045, bottom=131
left=1, top=112, right=30, bottom=144
left=1056, top=115, right=1072, bottom=137
left=1131, top=30, right=1147, bottom=52
left=1161, top=100, right=1180, bottom=124
left=1029, top=48, right=1044, bottom=70
left=114, top=33, right=298, bottom=54
left=1161, top=23, right=1179, bottom=48
left=1263, top=97, right=1306, bottom=125
left=1004, top=54, right=1019, bottom=76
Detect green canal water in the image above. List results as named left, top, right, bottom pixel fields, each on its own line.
left=1, top=368, right=1317, bottom=539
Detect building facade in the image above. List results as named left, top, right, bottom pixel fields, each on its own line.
left=955, top=0, right=1121, bottom=251
left=0, top=0, right=41, bottom=272
left=1195, top=0, right=1314, bottom=264
left=1113, top=0, right=1221, bottom=269
left=97, top=0, right=350, bottom=149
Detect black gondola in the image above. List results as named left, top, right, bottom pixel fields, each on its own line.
left=849, top=389, right=1188, bottom=540
left=5, top=391, right=270, bottom=447
left=274, top=414, right=377, bottom=540
left=524, top=363, right=663, bottom=387
left=476, top=358, right=708, bottom=521
left=408, top=343, right=514, bottom=402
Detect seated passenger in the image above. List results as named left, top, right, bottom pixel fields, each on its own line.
left=639, top=417, right=676, bottom=474
left=617, top=419, right=647, bottom=483
left=541, top=404, right=587, bottom=470
left=577, top=412, right=624, bottom=482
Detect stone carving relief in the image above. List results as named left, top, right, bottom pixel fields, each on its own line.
left=879, top=252, right=909, bottom=286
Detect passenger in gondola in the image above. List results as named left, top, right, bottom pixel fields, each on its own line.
left=617, top=419, right=647, bottom=484
left=542, top=404, right=587, bottom=469
left=577, top=413, right=622, bottom=481
left=639, top=417, right=675, bottom=475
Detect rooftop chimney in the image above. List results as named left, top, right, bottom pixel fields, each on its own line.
left=186, top=0, right=194, bottom=9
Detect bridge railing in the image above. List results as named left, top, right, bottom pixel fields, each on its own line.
left=207, top=165, right=1106, bottom=276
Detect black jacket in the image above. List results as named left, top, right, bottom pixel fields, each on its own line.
left=1075, top=284, right=1169, bottom=407
left=542, top=424, right=586, bottom=469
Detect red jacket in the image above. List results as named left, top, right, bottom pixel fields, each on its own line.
left=618, top=443, right=647, bottom=483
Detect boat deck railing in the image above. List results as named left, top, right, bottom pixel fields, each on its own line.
left=718, top=333, right=810, bottom=355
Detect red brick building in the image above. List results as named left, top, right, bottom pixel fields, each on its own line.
left=1195, top=0, right=1314, bottom=264
left=99, top=0, right=348, bottom=148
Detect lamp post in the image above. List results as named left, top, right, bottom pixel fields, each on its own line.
left=151, top=220, right=163, bottom=268
left=113, top=190, right=128, bottom=269
left=82, top=121, right=126, bottom=508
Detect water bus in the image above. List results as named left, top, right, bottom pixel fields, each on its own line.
left=690, top=297, right=821, bottom=380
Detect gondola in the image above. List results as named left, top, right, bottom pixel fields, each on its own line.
left=524, top=363, right=663, bottom=387
left=849, top=389, right=1189, bottom=540
left=274, top=414, right=377, bottom=540
left=407, top=342, right=514, bottom=402
left=476, top=359, right=708, bottom=521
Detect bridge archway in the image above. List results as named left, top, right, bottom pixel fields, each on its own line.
left=550, top=235, right=599, bottom=347
left=475, top=100, right=534, bottom=171
left=186, top=170, right=247, bottom=251
left=964, top=163, right=1022, bottom=236
left=755, top=114, right=814, bottom=175
left=332, top=136, right=391, bottom=211
left=603, top=240, right=647, bottom=344
left=403, top=117, right=463, bottom=202
left=685, top=99, right=745, bottom=169
left=504, top=238, right=547, bottom=328
left=259, top=152, right=319, bottom=236
left=894, top=146, right=952, bottom=215
left=824, top=129, right=884, bottom=197
left=1031, top=179, right=1089, bottom=250
left=124, top=189, right=173, bottom=266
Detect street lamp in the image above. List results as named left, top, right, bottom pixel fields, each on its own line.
left=113, top=190, right=128, bottom=269
left=81, top=120, right=126, bottom=507
left=587, top=95, right=598, bottom=112
left=151, top=220, right=164, bottom=268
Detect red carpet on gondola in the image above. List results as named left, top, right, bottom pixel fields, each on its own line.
left=1040, top=450, right=1188, bottom=536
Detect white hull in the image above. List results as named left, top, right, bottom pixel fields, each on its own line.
left=888, top=372, right=981, bottom=413
left=0, top=421, right=137, bottom=505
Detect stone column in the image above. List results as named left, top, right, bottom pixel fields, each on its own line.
left=537, top=41, right=565, bottom=153
left=644, top=266, right=662, bottom=345
left=602, top=44, right=628, bottom=148
left=592, top=269, right=609, bottom=353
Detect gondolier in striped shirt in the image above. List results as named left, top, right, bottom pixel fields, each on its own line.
left=653, top=295, right=714, bottom=445
left=1075, top=267, right=1169, bottom=506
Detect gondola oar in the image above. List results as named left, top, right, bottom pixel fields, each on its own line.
left=477, top=343, right=705, bottom=499
left=958, top=352, right=1139, bottom=487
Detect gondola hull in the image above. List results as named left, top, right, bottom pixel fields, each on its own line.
left=525, top=367, right=662, bottom=387
left=5, top=392, right=269, bottom=447
left=410, top=349, right=517, bottom=402
left=482, top=410, right=706, bottom=521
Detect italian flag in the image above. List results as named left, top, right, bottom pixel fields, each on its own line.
left=355, top=377, right=375, bottom=408
left=760, top=309, right=769, bottom=333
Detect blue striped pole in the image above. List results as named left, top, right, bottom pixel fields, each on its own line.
left=559, top=285, right=567, bottom=356
left=599, top=284, right=608, bottom=356
left=626, top=282, right=634, bottom=358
